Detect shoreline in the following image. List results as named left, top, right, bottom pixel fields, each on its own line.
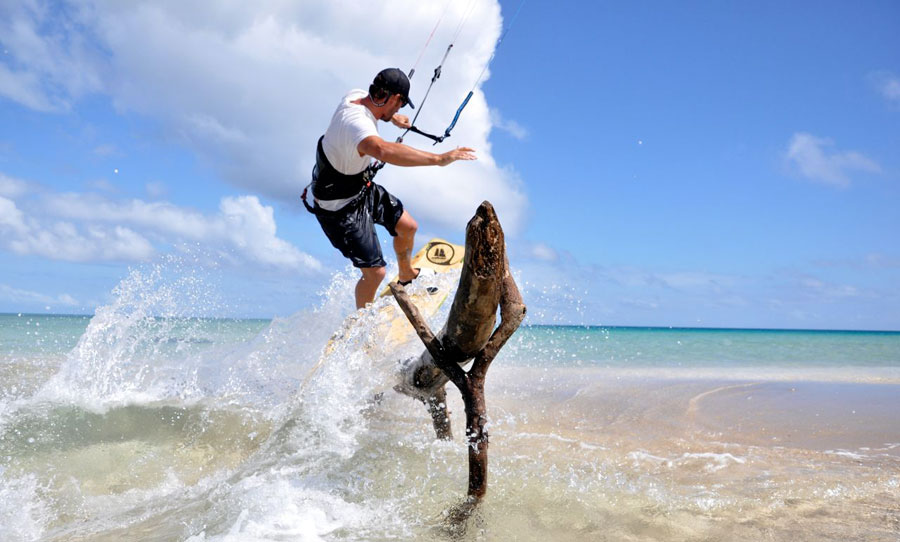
left=489, top=365, right=900, bottom=385
left=485, top=366, right=900, bottom=455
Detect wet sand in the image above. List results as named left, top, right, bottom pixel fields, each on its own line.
left=483, top=367, right=900, bottom=453
left=413, top=366, right=900, bottom=541
left=5, top=362, right=897, bottom=541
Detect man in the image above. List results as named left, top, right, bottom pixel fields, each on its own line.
left=305, top=68, right=476, bottom=309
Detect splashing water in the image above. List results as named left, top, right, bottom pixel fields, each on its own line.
left=0, top=256, right=477, bottom=541
left=1, top=255, right=899, bottom=541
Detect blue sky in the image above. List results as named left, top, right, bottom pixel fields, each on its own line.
left=1, top=0, right=898, bottom=330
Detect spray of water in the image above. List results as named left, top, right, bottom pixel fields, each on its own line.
left=5, top=251, right=897, bottom=541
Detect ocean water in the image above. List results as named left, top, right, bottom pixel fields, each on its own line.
left=1, top=266, right=899, bottom=541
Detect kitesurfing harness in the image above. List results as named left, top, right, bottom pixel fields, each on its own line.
left=301, top=136, right=378, bottom=215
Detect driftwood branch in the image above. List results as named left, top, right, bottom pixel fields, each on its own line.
left=389, top=282, right=467, bottom=390
left=470, top=256, right=527, bottom=380
left=391, top=201, right=525, bottom=502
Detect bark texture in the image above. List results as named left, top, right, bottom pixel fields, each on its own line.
left=390, top=201, right=526, bottom=500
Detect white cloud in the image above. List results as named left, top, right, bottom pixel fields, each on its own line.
left=868, top=71, right=900, bottom=109
left=217, top=195, right=321, bottom=270
left=0, top=195, right=28, bottom=231
left=785, top=132, right=881, bottom=187
left=1, top=194, right=155, bottom=262
left=1, top=172, right=319, bottom=270
left=490, top=108, right=528, bottom=140
left=0, top=172, right=29, bottom=197
left=0, top=283, right=79, bottom=307
left=40, top=191, right=321, bottom=271
left=0, top=61, right=58, bottom=112
left=529, top=242, right=558, bottom=262
left=0, top=0, right=104, bottom=112
left=0, top=0, right=527, bottom=232
left=797, top=277, right=860, bottom=299
left=512, top=246, right=898, bottom=328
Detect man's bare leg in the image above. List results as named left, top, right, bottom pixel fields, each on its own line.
left=393, top=210, right=419, bottom=283
left=356, top=266, right=386, bottom=309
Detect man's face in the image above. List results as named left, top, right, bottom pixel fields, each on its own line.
left=381, top=94, right=405, bottom=120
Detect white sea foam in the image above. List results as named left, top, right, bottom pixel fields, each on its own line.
left=825, top=449, right=869, bottom=460
left=628, top=450, right=746, bottom=473
left=2, top=257, right=434, bottom=540
left=0, top=471, right=48, bottom=542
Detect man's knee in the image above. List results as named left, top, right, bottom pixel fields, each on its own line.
left=395, top=212, right=417, bottom=237
left=361, top=266, right=387, bottom=281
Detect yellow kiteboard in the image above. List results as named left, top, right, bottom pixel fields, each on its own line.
left=302, top=238, right=465, bottom=388
left=377, top=238, right=464, bottom=344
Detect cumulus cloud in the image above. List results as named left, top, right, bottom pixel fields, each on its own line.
left=1, top=168, right=319, bottom=271
left=39, top=191, right=321, bottom=271
left=1, top=194, right=155, bottom=262
left=785, top=132, right=881, bottom=187
left=0, top=0, right=528, bottom=232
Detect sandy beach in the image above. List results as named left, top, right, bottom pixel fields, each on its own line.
left=2, top=314, right=899, bottom=541
left=426, top=367, right=900, bottom=541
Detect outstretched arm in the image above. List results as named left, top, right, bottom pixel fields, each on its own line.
left=358, top=135, right=476, bottom=167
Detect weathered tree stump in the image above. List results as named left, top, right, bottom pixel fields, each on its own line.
left=389, top=201, right=526, bottom=500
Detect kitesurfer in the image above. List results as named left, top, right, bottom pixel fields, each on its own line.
left=304, top=68, right=476, bottom=308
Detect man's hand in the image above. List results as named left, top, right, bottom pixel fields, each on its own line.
left=437, top=146, right=477, bottom=166
left=391, top=114, right=411, bottom=129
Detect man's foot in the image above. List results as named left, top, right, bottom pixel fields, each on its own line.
left=397, top=267, right=421, bottom=286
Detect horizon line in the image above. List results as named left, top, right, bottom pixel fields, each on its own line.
left=2, top=312, right=898, bottom=334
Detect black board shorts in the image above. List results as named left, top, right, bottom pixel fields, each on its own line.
left=315, top=183, right=404, bottom=268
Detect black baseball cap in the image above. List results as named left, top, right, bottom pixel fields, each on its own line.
left=373, top=68, right=415, bottom=109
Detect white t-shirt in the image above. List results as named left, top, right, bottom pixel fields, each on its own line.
left=321, top=89, right=379, bottom=175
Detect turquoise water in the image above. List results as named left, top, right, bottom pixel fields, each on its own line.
left=503, top=325, right=900, bottom=367
left=1, top=267, right=898, bottom=541
left=0, top=314, right=268, bottom=359
left=4, top=313, right=898, bottom=368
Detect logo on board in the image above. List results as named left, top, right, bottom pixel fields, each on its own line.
left=426, top=242, right=455, bottom=265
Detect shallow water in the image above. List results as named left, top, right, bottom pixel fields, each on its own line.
left=1, top=265, right=899, bottom=541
